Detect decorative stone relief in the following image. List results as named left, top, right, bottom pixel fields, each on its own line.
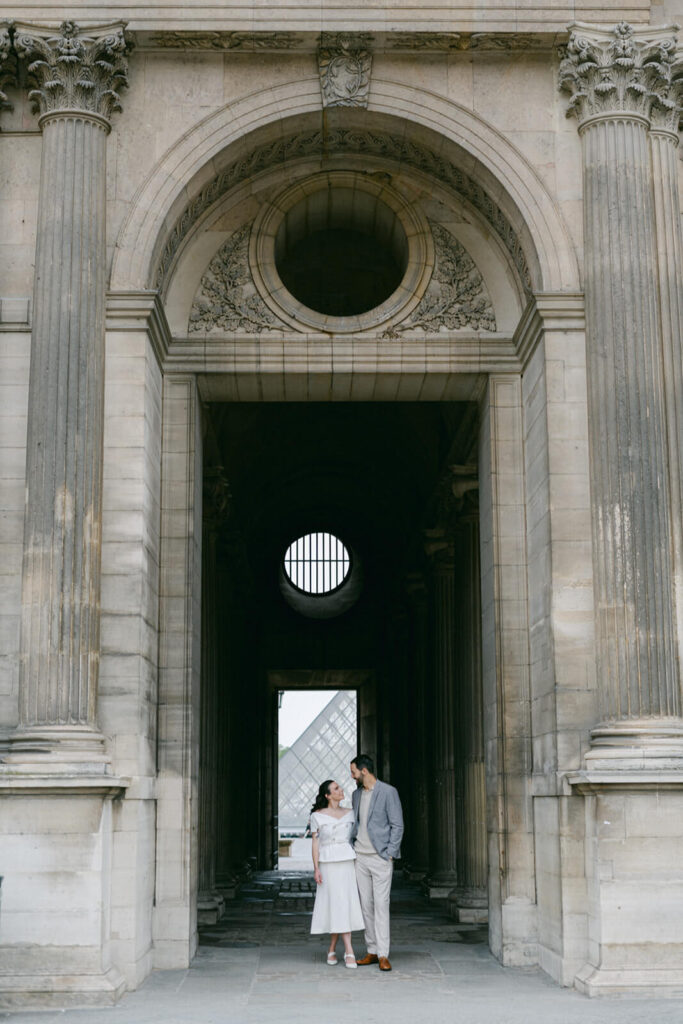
left=157, top=129, right=531, bottom=296
left=0, top=22, right=16, bottom=111
left=650, top=43, right=683, bottom=132
left=188, top=223, right=279, bottom=335
left=14, top=20, right=132, bottom=119
left=318, top=35, right=372, bottom=108
left=432, top=465, right=479, bottom=533
left=203, top=465, right=232, bottom=530
left=559, top=21, right=680, bottom=123
left=387, top=223, right=495, bottom=334
left=146, top=31, right=303, bottom=51
left=388, top=32, right=548, bottom=52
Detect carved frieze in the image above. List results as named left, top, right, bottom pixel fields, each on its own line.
left=318, top=35, right=372, bottom=108
left=0, top=22, right=16, bottom=111
left=559, top=21, right=680, bottom=124
left=157, top=129, right=531, bottom=297
left=146, top=31, right=304, bottom=51
left=14, top=20, right=132, bottom=120
left=389, top=223, right=496, bottom=334
left=188, top=222, right=280, bottom=335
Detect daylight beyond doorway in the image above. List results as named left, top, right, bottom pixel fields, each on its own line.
left=277, top=689, right=358, bottom=870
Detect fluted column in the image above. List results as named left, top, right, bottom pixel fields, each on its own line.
left=560, top=22, right=683, bottom=766
left=403, top=574, right=431, bottom=880
left=6, top=22, right=131, bottom=767
left=650, top=61, right=683, bottom=678
left=451, top=516, right=487, bottom=922
left=426, top=540, right=458, bottom=897
left=198, top=467, right=231, bottom=923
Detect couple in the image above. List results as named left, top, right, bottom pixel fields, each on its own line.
left=309, top=754, right=404, bottom=972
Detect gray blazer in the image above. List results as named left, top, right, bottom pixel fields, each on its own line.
left=351, top=780, right=404, bottom=861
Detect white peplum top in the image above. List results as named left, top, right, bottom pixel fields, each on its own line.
left=310, top=810, right=356, bottom=863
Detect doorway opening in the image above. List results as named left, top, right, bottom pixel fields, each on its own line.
left=277, top=688, right=358, bottom=870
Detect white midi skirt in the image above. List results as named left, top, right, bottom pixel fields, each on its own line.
left=310, top=860, right=365, bottom=934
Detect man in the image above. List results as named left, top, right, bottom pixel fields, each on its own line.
left=350, top=754, right=404, bottom=972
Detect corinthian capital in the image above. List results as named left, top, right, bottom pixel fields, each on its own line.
left=559, top=21, right=680, bottom=124
left=650, top=47, right=683, bottom=133
left=14, top=20, right=132, bottom=123
left=0, top=22, right=16, bottom=111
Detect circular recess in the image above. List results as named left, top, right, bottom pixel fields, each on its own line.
left=274, top=189, right=408, bottom=317
left=250, top=171, right=434, bottom=334
left=283, top=532, right=351, bottom=595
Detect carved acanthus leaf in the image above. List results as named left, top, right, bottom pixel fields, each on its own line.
left=318, top=35, right=372, bottom=108
left=157, top=129, right=531, bottom=297
left=650, top=46, right=683, bottom=132
left=388, top=223, right=496, bottom=334
left=188, top=223, right=279, bottom=335
left=559, top=21, right=680, bottom=124
left=14, top=20, right=132, bottom=120
left=0, top=22, right=16, bottom=111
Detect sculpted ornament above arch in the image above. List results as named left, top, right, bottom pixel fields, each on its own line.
left=156, top=122, right=533, bottom=306
left=187, top=212, right=496, bottom=337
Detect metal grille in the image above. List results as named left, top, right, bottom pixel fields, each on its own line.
left=283, top=532, right=350, bottom=594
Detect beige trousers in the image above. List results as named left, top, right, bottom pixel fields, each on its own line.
left=355, top=853, right=394, bottom=958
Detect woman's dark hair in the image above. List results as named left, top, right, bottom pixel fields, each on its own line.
left=311, top=779, right=334, bottom=814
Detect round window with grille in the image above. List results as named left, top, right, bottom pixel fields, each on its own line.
left=283, top=533, right=351, bottom=595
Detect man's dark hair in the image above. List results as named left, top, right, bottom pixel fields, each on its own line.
left=351, top=754, right=375, bottom=775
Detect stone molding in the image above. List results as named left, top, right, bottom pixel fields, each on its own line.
left=318, top=35, right=372, bottom=108
left=559, top=21, right=681, bottom=127
left=513, top=291, right=585, bottom=368
left=0, top=772, right=129, bottom=796
left=105, top=290, right=172, bottom=368
left=13, top=19, right=132, bottom=123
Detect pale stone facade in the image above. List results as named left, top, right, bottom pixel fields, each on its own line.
left=0, top=1, right=681, bottom=1009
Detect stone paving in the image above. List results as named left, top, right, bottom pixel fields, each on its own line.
left=3, top=872, right=683, bottom=1024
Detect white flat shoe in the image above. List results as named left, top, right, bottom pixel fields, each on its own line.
left=327, top=953, right=338, bottom=965
left=344, top=954, right=357, bottom=969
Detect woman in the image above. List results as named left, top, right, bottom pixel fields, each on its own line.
left=309, top=779, right=364, bottom=968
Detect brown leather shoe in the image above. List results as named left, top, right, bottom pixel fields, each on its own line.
left=379, top=957, right=392, bottom=971
left=356, top=954, right=379, bottom=966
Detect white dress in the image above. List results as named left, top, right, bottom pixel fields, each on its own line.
left=310, top=811, right=365, bottom=935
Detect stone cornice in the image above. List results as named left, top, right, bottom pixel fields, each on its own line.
left=13, top=19, right=132, bottom=123
left=559, top=21, right=681, bottom=127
